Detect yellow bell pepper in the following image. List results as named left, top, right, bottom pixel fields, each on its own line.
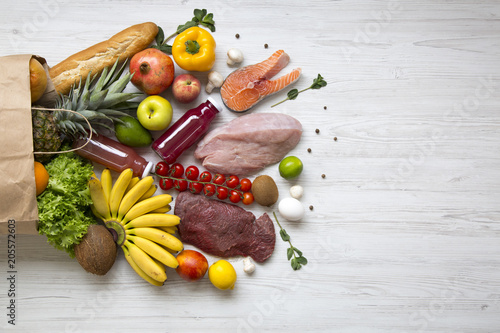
left=172, top=27, right=216, bottom=72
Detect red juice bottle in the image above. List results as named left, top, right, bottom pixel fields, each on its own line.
left=73, top=133, right=153, bottom=178
left=152, top=97, right=222, bottom=164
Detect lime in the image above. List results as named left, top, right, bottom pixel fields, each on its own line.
left=208, top=260, right=237, bottom=290
left=279, top=156, right=303, bottom=179
left=115, top=116, right=153, bottom=147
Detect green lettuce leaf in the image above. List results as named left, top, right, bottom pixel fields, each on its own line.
left=36, top=148, right=95, bottom=257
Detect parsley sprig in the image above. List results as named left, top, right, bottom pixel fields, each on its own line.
left=153, top=8, right=215, bottom=54
left=273, top=212, right=307, bottom=270
left=271, top=74, right=327, bottom=108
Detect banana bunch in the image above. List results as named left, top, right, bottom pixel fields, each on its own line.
left=88, top=168, right=183, bottom=286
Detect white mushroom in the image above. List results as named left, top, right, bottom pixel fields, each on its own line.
left=206, top=71, right=224, bottom=94
left=243, top=257, right=255, bottom=274
left=227, top=48, right=244, bottom=66
left=289, top=185, right=304, bottom=199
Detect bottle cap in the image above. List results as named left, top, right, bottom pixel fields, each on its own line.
left=207, top=96, right=223, bottom=113
left=142, top=161, right=154, bottom=178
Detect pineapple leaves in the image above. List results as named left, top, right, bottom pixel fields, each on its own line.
left=99, top=92, right=142, bottom=110
left=107, top=72, right=133, bottom=94
left=87, top=90, right=108, bottom=110
left=51, top=58, right=142, bottom=138
left=101, top=58, right=121, bottom=88
left=97, top=109, right=134, bottom=118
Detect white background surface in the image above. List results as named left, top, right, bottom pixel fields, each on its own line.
left=1, top=0, right=500, bottom=332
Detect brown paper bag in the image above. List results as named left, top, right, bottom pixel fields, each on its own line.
left=0, top=54, right=56, bottom=234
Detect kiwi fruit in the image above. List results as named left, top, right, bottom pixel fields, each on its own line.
left=251, top=175, right=279, bottom=206
left=74, top=224, right=117, bottom=276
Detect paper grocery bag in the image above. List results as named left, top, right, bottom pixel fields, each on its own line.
left=0, top=54, right=56, bottom=234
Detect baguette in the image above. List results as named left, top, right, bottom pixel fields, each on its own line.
left=49, top=22, right=158, bottom=95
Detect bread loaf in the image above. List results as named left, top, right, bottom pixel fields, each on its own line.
left=49, top=22, right=158, bottom=95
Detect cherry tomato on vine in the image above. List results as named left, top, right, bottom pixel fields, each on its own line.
left=242, top=192, right=254, bottom=205
left=239, top=178, right=252, bottom=192
left=199, top=171, right=212, bottom=183
left=169, top=163, right=184, bottom=178
left=203, top=183, right=216, bottom=196
left=174, top=179, right=188, bottom=192
left=213, top=174, right=226, bottom=185
left=185, top=165, right=200, bottom=180
left=226, top=175, right=239, bottom=188
left=189, top=182, right=204, bottom=194
left=216, top=187, right=229, bottom=200
left=155, top=161, right=169, bottom=176
left=229, top=190, right=241, bottom=203
left=159, top=178, right=174, bottom=191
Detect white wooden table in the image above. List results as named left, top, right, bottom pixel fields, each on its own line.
left=1, top=1, right=500, bottom=332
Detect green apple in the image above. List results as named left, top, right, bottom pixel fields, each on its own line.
left=137, top=95, right=173, bottom=131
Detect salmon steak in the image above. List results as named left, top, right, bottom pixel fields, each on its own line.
left=220, top=50, right=301, bottom=112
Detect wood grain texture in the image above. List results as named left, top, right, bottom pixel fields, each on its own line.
left=1, top=0, right=500, bottom=332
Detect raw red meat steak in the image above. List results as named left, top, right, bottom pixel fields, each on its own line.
left=174, top=192, right=275, bottom=263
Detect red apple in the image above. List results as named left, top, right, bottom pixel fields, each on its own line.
left=129, top=48, right=175, bottom=95
left=175, top=250, right=209, bottom=282
left=172, top=74, right=201, bottom=104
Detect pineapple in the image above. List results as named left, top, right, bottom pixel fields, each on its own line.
left=32, top=59, right=142, bottom=162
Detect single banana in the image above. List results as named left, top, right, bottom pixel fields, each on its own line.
left=126, top=227, right=183, bottom=252
left=121, top=194, right=173, bottom=224
left=125, top=177, right=140, bottom=194
left=138, top=185, right=157, bottom=201
left=158, top=226, right=178, bottom=235
left=128, top=235, right=179, bottom=269
left=123, top=245, right=164, bottom=286
left=88, top=176, right=111, bottom=220
left=125, top=213, right=180, bottom=229
left=117, top=176, right=155, bottom=220
left=100, top=168, right=112, bottom=205
left=109, top=168, right=133, bottom=218
left=160, top=244, right=179, bottom=255
left=124, top=240, right=167, bottom=283
left=90, top=204, right=105, bottom=221
left=149, top=205, right=171, bottom=214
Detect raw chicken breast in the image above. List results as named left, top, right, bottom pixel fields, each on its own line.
left=194, top=113, right=302, bottom=175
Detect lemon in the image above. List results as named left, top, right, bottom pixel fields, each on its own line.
left=208, top=260, right=237, bottom=290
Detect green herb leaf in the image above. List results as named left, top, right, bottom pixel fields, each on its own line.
left=193, top=8, right=207, bottom=22
left=177, top=20, right=198, bottom=34
left=271, top=73, right=327, bottom=108
left=287, top=89, right=299, bottom=100
left=296, top=256, right=308, bottom=265
left=157, top=44, right=172, bottom=54
left=201, top=13, right=216, bottom=32
left=280, top=228, right=290, bottom=242
left=311, top=74, right=327, bottom=89
left=273, top=212, right=307, bottom=271
left=155, top=27, right=165, bottom=46
left=287, top=247, right=294, bottom=260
